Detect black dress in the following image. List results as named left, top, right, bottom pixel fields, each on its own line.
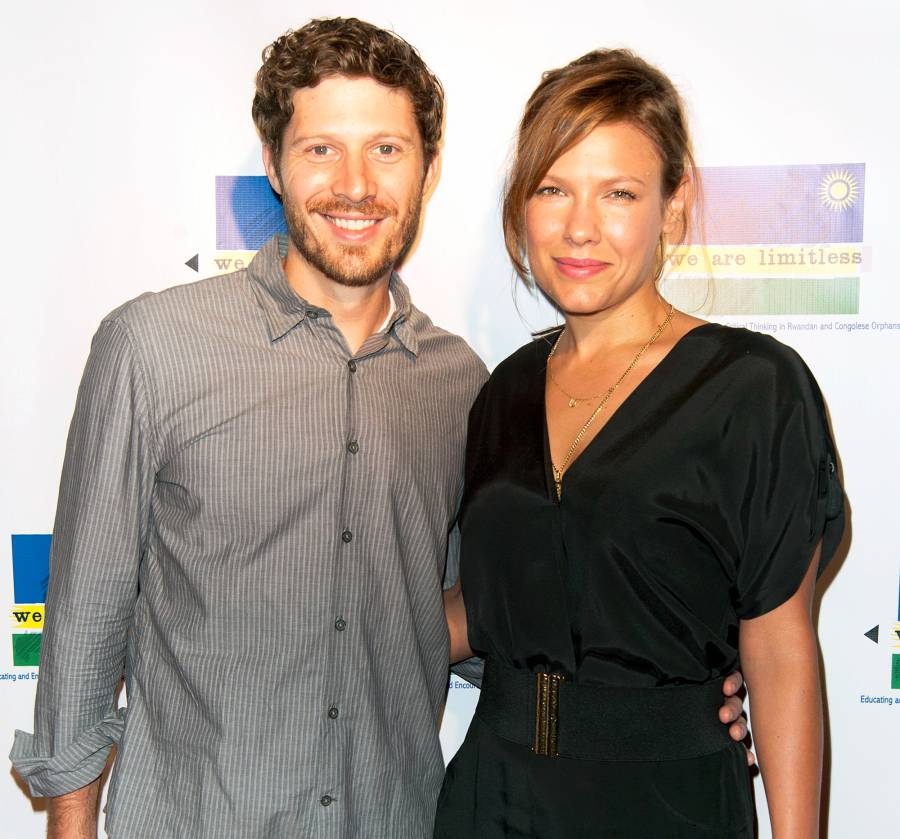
left=434, top=323, right=844, bottom=838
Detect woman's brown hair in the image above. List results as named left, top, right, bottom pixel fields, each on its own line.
left=503, top=49, right=699, bottom=285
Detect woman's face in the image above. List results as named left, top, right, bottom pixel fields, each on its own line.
left=525, top=121, right=682, bottom=319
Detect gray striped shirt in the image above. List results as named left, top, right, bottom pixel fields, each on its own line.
left=11, top=235, right=488, bottom=838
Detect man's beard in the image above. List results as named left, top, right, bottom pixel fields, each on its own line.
left=282, top=191, right=423, bottom=288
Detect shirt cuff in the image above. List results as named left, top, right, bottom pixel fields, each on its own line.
left=10, top=708, right=125, bottom=798
left=450, top=656, right=484, bottom=688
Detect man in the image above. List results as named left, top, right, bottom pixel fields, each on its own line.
left=11, top=18, right=748, bottom=839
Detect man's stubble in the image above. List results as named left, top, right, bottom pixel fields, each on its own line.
left=282, top=189, right=424, bottom=288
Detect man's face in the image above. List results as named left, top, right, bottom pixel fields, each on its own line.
left=264, top=75, right=437, bottom=288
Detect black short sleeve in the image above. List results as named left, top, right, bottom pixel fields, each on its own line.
left=733, top=341, right=844, bottom=619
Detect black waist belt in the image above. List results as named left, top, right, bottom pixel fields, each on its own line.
left=475, top=659, right=734, bottom=761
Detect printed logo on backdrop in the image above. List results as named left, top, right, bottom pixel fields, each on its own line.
left=859, top=571, right=900, bottom=708
left=659, top=163, right=882, bottom=330
left=198, top=166, right=893, bottom=335
left=3, top=535, right=49, bottom=685
left=183, top=176, right=286, bottom=275
left=208, top=176, right=287, bottom=273
left=9, top=535, right=48, bottom=665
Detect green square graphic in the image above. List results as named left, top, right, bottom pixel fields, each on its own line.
left=893, top=655, right=900, bottom=690
left=12, top=633, right=41, bottom=667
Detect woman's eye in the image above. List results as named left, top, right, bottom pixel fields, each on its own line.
left=610, top=189, right=637, bottom=200
left=535, top=185, right=563, bottom=196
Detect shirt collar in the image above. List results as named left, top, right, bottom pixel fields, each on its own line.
left=246, top=235, right=419, bottom=355
left=375, top=291, right=397, bottom=335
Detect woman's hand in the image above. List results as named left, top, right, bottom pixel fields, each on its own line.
left=740, top=543, right=823, bottom=839
left=720, top=670, right=755, bottom=764
left=443, top=580, right=474, bottom=664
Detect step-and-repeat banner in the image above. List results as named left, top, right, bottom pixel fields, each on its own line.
left=2, top=2, right=897, bottom=835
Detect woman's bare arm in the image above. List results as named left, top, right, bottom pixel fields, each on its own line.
left=443, top=579, right=474, bottom=664
left=740, top=542, right=823, bottom=838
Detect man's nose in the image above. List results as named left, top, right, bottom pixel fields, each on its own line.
left=333, top=151, right=376, bottom=204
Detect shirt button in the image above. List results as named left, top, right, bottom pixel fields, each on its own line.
left=307, top=310, right=319, bottom=319
left=347, top=440, right=359, bottom=454
left=334, top=618, right=347, bottom=632
left=828, top=460, right=836, bottom=474
left=348, top=360, right=357, bottom=373
left=320, top=795, right=333, bottom=807
left=341, top=529, right=353, bottom=543
left=328, top=706, right=339, bottom=719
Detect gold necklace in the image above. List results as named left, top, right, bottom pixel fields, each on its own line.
left=548, top=367, right=611, bottom=408
left=548, top=302, right=675, bottom=501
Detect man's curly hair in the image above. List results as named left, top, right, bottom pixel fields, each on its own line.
left=252, top=17, right=444, bottom=168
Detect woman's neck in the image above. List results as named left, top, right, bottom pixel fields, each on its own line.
left=558, top=289, right=672, bottom=361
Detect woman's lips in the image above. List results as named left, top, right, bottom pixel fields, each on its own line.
left=553, top=257, right=610, bottom=279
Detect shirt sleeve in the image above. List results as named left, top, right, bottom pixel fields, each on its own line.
left=733, top=344, right=844, bottom=619
left=10, top=317, right=156, bottom=797
left=443, top=522, right=484, bottom=687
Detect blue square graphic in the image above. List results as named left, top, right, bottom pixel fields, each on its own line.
left=216, top=176, right=287, bottom=250
left=11, top=534, right=51, bottom=604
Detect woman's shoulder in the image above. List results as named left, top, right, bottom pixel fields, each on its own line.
left=689, top=321, right=814, bottom=384
left=469, top=330, right=560, bottom=417
left=686, top=322, right=828, bottom=425
left=488, top=329, right=561, bottom=380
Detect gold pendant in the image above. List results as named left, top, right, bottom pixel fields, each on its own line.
left=552, top=465, right=562, bottom=501
left=568, top=398, right=577, bottom=408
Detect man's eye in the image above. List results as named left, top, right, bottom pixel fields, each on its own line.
left=311, top=145, right=329, bottom=156
left=377, top=144, right=398, bottom=155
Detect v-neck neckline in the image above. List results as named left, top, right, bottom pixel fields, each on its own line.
left=541, top=322, right=716, bottom=503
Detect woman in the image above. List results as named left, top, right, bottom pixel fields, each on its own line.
left=438, top=50, right=844, bottom=837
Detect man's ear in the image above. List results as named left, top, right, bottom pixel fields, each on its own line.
left=422, top=150, right=440, bottom=198
left=262, top=144, right=282, bottom=196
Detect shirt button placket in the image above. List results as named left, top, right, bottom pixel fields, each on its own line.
left=328, top=348, right=359, bottom=788
left=330, top=355, right=356, bottom=767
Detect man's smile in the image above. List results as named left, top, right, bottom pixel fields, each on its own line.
left=324, top=215, right=381, bottom=231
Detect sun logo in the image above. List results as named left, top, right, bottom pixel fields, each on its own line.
left=819, top=170, right=859, bottom=211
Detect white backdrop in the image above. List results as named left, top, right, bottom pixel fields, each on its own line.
left=2, top=1, right=898, bottom=835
